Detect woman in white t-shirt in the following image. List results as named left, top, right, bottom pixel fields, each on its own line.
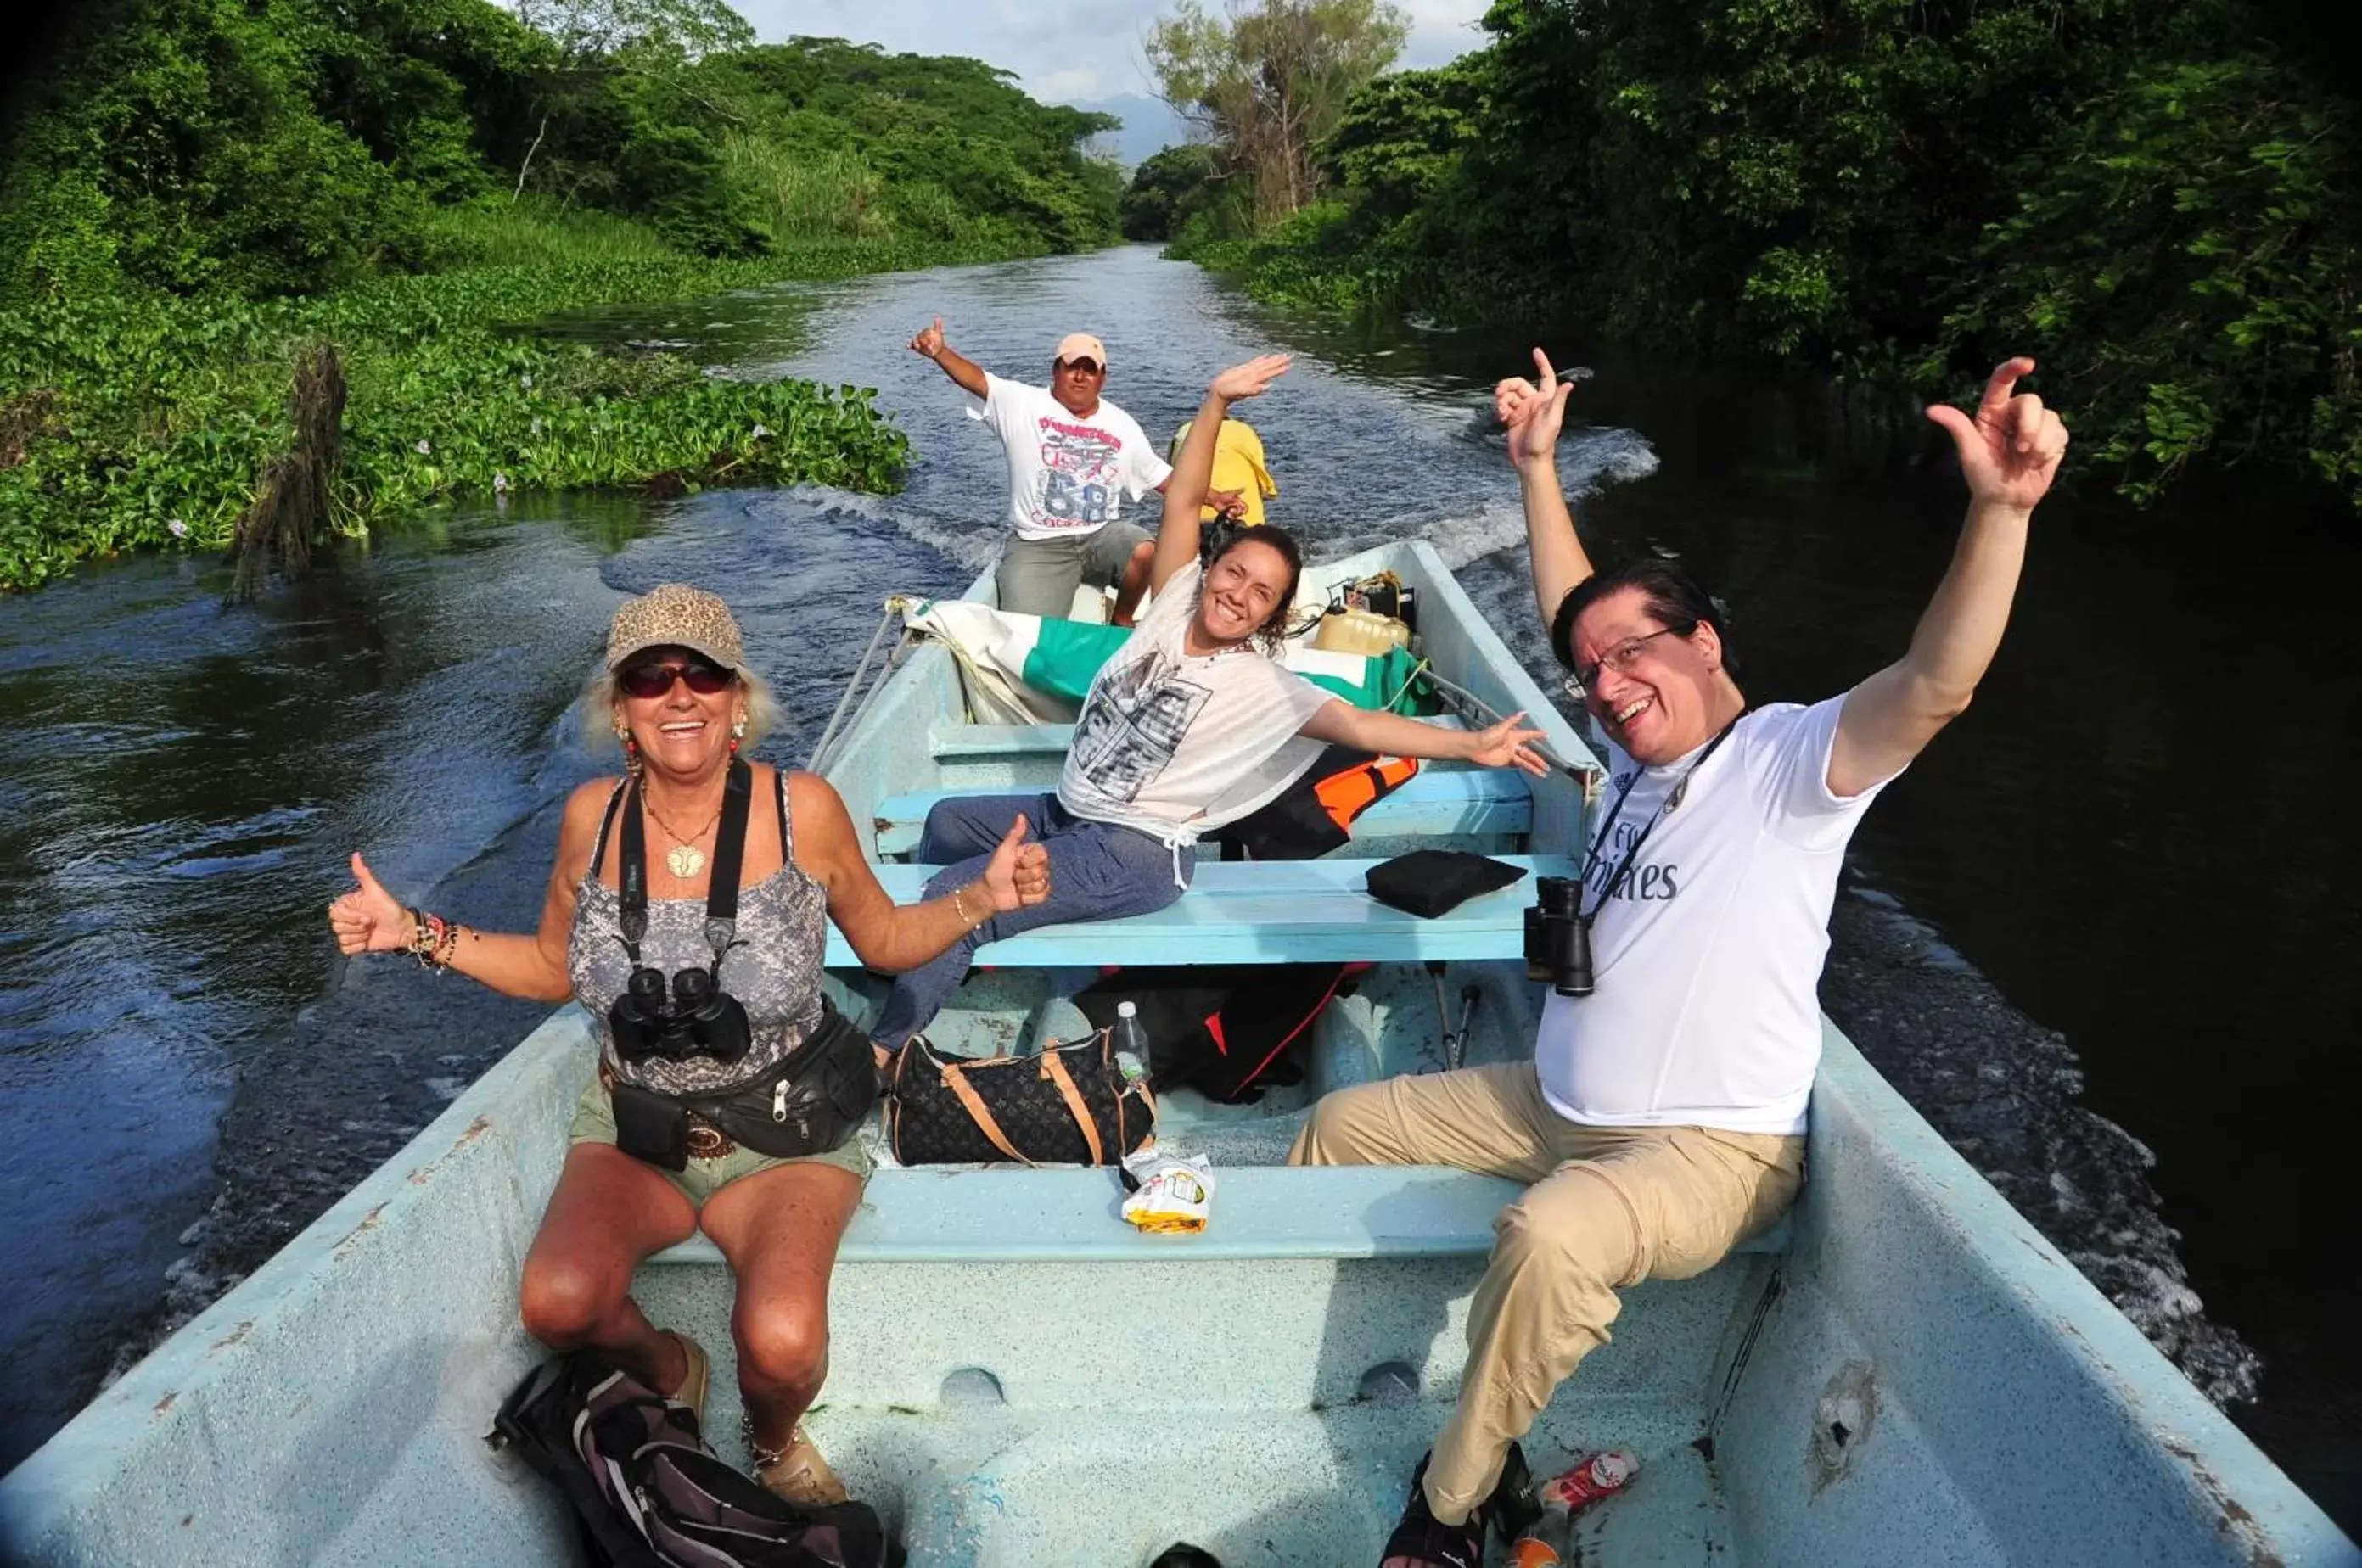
left=874, top=355, right=1551, bottom=1047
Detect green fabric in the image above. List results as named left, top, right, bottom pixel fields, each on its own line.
left=1020, top=618, right=1133, bottom=702
left=1018, top=620, right=1435, bottom=714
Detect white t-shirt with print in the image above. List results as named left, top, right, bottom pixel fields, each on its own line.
left=1535, top=697, right=1899, bottom=1136
left=968, top=372, right=1173, bottom=542
left=1058, top=558, right=1333, bottom=843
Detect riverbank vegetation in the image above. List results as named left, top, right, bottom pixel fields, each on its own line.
left=1134, top=0, right=2362, bottom=512
left=0, top=0, right=1127, bottom=591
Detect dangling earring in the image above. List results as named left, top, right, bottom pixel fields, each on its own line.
left=729, top=716, right=746, bottom=755
left=615, top=720, right=643, bottom=781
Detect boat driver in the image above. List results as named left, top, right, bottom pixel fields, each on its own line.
left=909, top=316, right=1240, bottom=625
left=1291, top=352, right=2071, bottom=1568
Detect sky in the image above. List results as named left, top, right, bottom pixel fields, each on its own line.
left=732, top=0, right=1492, bottom=108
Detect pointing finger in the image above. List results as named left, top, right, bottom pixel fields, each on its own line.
left=1979, top=356, right=2037, bottom=417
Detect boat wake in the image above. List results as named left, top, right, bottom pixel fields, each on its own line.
left=1822, top=887, right=2263, bottom=1408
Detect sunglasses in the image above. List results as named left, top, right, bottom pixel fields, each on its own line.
left=618, top=659, right=735, bottom=699
left=1055, top=358, right=1105, bottom=376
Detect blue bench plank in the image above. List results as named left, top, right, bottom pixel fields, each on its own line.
left=929, top=721, right=1074, bottom=761
left=643, top=1164, right=1790, bottom=1267
left=927, top=714, right=1467, bottom=762
left=872, top=773, right=1534, bottom=857
left=823, top=854, right=1574, bottom=969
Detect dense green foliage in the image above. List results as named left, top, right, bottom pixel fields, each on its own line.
left=1119, top=145, right=1224, bottom=242
left=0, top=2, right=1129, bottom=589
left=1163, top=0, right=2362, bottom=509
left=0, top=234, right=1003, bottom=589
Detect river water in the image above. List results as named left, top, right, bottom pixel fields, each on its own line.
left=1, top=245, right=2353, bottom=1532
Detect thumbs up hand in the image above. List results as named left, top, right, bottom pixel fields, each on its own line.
left=328, top=852, right=412, bottom=955
left=981, top=814, right=1052, bottom=912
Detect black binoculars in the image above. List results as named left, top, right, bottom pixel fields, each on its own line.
left=1523, top=876, right=1596, bottom=997
left=609, top=964, right=753, bottom=1064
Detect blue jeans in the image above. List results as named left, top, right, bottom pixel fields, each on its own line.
left=872, top=792, right=1192, bottom=1046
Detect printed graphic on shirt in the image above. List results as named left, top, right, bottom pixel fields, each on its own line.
left=1069, top=653, right=1209, bottom=804
left=1584, top=770, right=1684, bottom=904
left=1035, top=416, right=1125, bottom=529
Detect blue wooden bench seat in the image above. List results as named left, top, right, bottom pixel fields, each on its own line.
left=929, top=720, right=1078, bottom=762
left=823, top=854, right=1575, bottom=969
left=645, top=1164, right=1792, bottom=1267
left=872, top=771, right=1534, bottom=858
left=927, top=714, right=1467, bottom=764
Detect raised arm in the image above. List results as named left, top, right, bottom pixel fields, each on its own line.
left=326, top=779, right=613, bottom=1004
left=1829, top=357, right=2068, bottom=798
left=1151, top=355, right=1293, bottom=595
left=1494, top=348, right=1596, bottom=632
left=788, top=772, right=1049, bottom=972
left=1297, top=701, right=1549, bottom=776
left=908, top=316, right=988, bottom=400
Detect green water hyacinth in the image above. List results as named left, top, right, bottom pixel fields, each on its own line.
left=0, top=244, right=973, bottom=591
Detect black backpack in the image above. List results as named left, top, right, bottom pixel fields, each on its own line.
left=1212, top=744, right=1421, bottom=861
left=488, top=1352, right=897, bottom=1568
left=1076, top=963, right=1365, bottom=1104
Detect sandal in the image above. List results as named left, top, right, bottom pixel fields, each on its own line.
left=749, top=1420, right=850, bottom=1508
left=1378, top=1443, right=1537, bottom=1568
left=662, top=1331, right=710, bottom=1431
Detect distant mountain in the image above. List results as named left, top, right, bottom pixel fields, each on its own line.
left=1067, top=92, right=1191, bottom=172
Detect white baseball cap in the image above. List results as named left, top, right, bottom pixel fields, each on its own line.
left=1053, top=332, right=1108, bottom=369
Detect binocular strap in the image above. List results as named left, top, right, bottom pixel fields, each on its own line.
left=614, top=757, right=755, bottom=977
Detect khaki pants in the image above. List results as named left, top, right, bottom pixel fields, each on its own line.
left=995, top=521, right=1151, bottom=619
left=1288, top=1063, right=1804, bottom=1522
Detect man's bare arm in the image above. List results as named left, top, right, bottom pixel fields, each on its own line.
left=1830, top=357, right=2069, bottom=797
left=1494, top=349, right=1596, bottom=632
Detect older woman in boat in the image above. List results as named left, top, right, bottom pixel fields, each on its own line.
left=873, top=354, right=1551, bottom=1048
left=326, top=585, right=1049, bottom=1505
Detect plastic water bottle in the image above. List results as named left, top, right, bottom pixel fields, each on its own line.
left=1111, top=1000, right=1149, bottom=1084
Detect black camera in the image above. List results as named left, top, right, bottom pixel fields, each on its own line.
left=1523, top=876, right=1595, bottom=997
left=609, top=964, right=753, bottom=1064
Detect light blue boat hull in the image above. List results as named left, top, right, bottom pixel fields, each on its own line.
left=3, top=542, right=2351, bottom=1566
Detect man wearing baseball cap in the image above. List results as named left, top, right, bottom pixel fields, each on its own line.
left=909, top=317, right=1179, bottom=624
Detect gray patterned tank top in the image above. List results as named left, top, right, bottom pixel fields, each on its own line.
left=568, top=770, right=829, bottom=1095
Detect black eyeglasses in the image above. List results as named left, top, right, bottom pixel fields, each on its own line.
left=1564, top=626, right=1689, bottom=700
left=618, top=659, right=735, bottom=699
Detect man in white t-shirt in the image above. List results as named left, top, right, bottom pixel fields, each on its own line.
left=1295, top=352, right=2072, bottom=1568
left=912, top=318, right=1231, bottom=624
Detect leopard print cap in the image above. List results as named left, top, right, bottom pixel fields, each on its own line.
left=606, top=582, right=749, bottom=673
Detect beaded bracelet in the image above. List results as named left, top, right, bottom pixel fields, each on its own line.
left=951, top=886, right=973, bottom=927
left=405, top=907, right=457, bottom=972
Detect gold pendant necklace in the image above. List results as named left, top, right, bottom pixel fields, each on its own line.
left=642, top=792, right=725, bottom=882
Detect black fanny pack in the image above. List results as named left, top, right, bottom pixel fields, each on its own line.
left=609, top=998, right=882, bottom=1170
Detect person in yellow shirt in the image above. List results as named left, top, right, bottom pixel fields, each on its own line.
left=1170, top=417, right=1278, bottom=525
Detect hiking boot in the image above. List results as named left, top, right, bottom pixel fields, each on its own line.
left=754, top=1422, right=850, bottom=1508
left=1378, top=1444, right=1534, bottom=1568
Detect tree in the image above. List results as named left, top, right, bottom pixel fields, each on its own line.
left=1120, top=143, right=1221, bottom=240
left=1147, top=0, right=1407, bottom=226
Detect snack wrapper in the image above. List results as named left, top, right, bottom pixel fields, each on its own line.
left=1120, top=1149, right=1215, bottom=1235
